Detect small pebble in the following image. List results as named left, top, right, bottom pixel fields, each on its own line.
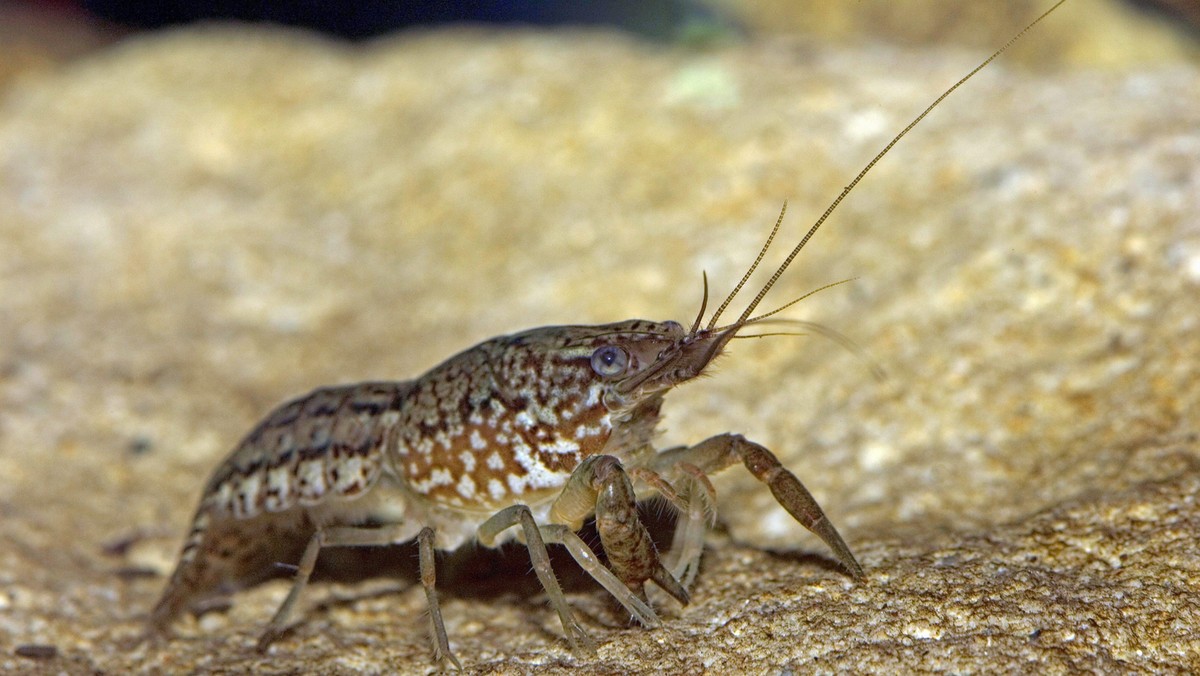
left=15, top=644, right=58, bottom=659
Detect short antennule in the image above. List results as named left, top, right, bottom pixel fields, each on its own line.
left=705, top=201, right=787, bottom=332
left=689, top=271, right=710, bottom=336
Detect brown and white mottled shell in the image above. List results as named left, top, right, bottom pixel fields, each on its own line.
left=202, top=382, right=407, bottom=520
left=388, top=321, right=682, bottom=511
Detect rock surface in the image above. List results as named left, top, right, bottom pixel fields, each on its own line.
left=1, top=8, right=1199, bottom=675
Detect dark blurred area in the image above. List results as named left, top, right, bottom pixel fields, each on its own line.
left=2, top=0, right=1199, bottom=89
left=1131, top=0, right=1200, bottom=35
left=5, top=0, right=1200, bottom=47
left=0, top=0, right=738, bottom=88
left=66, top=0, right=738, bottom=41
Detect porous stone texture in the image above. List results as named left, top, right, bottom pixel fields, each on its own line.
left=2, top=8, right=1199, bottom=675
left=720, top=0, right=1200, bottom=67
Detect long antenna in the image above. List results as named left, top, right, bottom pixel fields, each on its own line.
left=731, top=0, right=1069, bottom=325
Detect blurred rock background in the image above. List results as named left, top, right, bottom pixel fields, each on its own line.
left=1, top=0, right=1198, bottom=672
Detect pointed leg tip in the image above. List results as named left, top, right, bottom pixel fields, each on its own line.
left=435, top=650, right=463, bottom=671
left=651, top=566, right=691, bottom=608
left=560, top=616, right=598, bottom=656
left=255, top=630, right=279, bottom=654
left=137, top=627, right=165, bottom=651
left=568, top=631, right=599, bottom=657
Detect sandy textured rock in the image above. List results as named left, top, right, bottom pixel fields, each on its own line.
left=1, top=9, right=1198, bottom=675
left=719, top=0, right=1200, bottom=68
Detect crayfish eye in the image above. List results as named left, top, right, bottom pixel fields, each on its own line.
left=590, top=345, right=629, bottom=377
